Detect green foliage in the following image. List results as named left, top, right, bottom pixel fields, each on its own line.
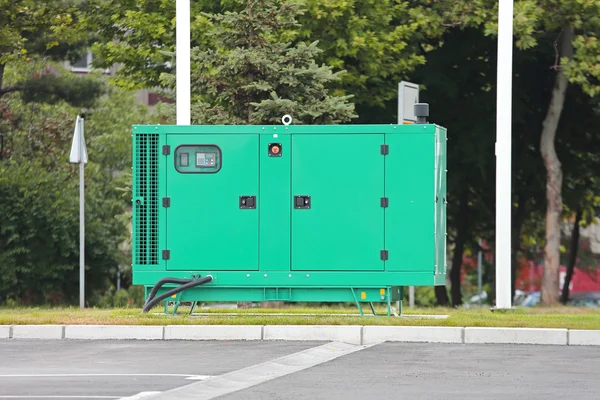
left=86, top=87, right=157, bottom=170
left=160, top=0, right=356, bottom=125
left=404, top=287, right=438, bottom=308
left=0, top=0, right=86, bottom=66
left=0, top=1, right=104, bottom=108
left=20, top=74, right=105, bottom=108
left=95, top=286, right=144, bottom=308
left=0, top=159, right=120, bottom=304
left=84, top=0, right=176, bottom=90
left=297, top=0, right=429, bottom=119
left=84, top=0, right=440, bottom=123
left=0, top=63, right=150, bottom=305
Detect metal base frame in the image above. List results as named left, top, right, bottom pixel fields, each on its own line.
left=148, top=286, right=405, bottom=317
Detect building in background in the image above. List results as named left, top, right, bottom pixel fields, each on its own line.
left=63, top=49, right=172, bottom=108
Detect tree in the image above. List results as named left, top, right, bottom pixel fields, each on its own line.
left=0, top=61, right=152, bottom=305
left=86, top=1, right=446, bottom=122
left=296, top=0, right=435, bottom=123
left=84, top=0, right=226, bottom=90
left=413, top=27, right=503, bottom=306
left=0, top=0, right=104, bottom=106
left=424, top=0, right=600, bottom=306
left=527, top=1, right=599, bottom=306
left=158, top=0, right=356, bottom=125
left=558, top=92, right=600, bottom=303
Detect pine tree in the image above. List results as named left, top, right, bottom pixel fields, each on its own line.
left=171, top=0, right=357, bottom=125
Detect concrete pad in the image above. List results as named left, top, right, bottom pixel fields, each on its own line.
left=263, top=325, right=362, bottom=345
left=465, top=327, right=567, bottom=345
left=12, top=325, right=63, bottom=340
left=65, top=325, right=164, bottom=340
left=164, top=325, right=262, bottom=341
left=568, top=330, right=600, bottom=346
left=362, top=326, right=463, bottom=344
left=0, top=326, right=11, bottom=339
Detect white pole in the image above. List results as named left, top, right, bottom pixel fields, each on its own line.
left=79, top=117, right=85, bottom=309
left=409, top=286, right=415, bottom=308
left=478, top=239, right=483, bottom=306
left=176, top=0, right=191, bottom=125
left=495, top=0, right=514, bottom=309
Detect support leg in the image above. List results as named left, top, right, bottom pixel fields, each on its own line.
left=172, top=294, right=181, bottom=315
left=369, top=302, right=377, bottom=316
left=350, top=288, right=364, bottom=316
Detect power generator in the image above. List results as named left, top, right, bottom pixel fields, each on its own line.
left=132, top=118, right=447, bottom=315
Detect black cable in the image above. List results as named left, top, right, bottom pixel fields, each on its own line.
left=145, top=278, right=193, bottom=305
left=142, top=276, right=213, bottom=313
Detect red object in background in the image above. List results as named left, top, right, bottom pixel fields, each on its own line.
left=460, top=240, right=600, bottom=294
left=516, top=263, right=600, bottom=293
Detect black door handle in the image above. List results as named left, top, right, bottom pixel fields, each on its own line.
left=239, top=196, right=256, bottom=209
left=294, top=196, right=311, bottom=209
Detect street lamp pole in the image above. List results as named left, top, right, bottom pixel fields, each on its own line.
left=176, top=0, right=191, bottom=125
left=495, top=0, right=514, bottom=309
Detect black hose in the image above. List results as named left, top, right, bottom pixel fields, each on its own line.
left=145, top=278, right=193, bottom=305
left=142, top=276, right=213, bottom=313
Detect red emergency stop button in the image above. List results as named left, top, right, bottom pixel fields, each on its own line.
left=268, top=143, right=282, bottom=157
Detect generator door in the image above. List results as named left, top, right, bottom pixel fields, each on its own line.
left=291, top=134, right=385, bottom=271
left=165, top=134, right=259, bottom=271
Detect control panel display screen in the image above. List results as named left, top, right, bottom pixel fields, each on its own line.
left=180, top=153, right=189, bottom=167
left=196, top=152, right=216, bottom=167
left=175, top=145, right=221, bottom=174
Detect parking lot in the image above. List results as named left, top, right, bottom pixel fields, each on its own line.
left=0, top=340, right=599, bottom=399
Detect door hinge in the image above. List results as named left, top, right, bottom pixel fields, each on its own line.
left=380, top=250, right=388, bottom=261
left=162, top=197, right=170, bottom=207
left=162, top=145, right=170, bottom=155
left=380, top=197, right=388, bottom=208
left=162, top=250, right=170, bottom=260
left=381, top=144, right=389, bottom=155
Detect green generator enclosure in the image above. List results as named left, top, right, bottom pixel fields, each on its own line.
left=132, top=123, right=447, bottom=310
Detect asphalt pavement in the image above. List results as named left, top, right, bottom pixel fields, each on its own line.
left=221, top=342, right=600, bottom=400
left=0, top=340, right=598, bottom=399
left=0, top=340, right=322, bottom=399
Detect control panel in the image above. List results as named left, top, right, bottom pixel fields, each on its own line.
left=174, top=145, right=221, bottom=173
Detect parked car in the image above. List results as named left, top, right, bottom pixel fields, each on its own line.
left=517, top=291, right=600, bottom=307
left=568, top=292, right=600, bottom=307
left=519, top=292, right=541, bottom=307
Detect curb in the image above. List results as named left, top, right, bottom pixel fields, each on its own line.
left=464, top=327, right=568, bottom=345
left=0, top=325, right=10, bottom=339
left=164, top=325, right=262, bottom=341
left=65, top=325, right=164, bottom=340
left=11, top=325, right=64, bottom=340
left=264, top=325, right=362, bottom=345
left=363, top=326, right=463, bottom=345
left=568, top=330, right=600, bottom=346
left=1, top=325, right=600, bottom=346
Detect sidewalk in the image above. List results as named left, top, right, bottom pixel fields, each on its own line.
left=2, top=324, right=600, bottom=345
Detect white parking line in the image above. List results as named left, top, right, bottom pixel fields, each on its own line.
left=185, top=375, right=213, bottom=380
left=118, top=392, right=162, bottom=400
left=0, top=396, right=118, bottom=399
left=0, top=374, right=209, bottom=379
left=149, top=341, right=376, bottom=400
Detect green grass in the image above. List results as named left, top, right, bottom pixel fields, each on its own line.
left=1, top=306, right=599, bottom=330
